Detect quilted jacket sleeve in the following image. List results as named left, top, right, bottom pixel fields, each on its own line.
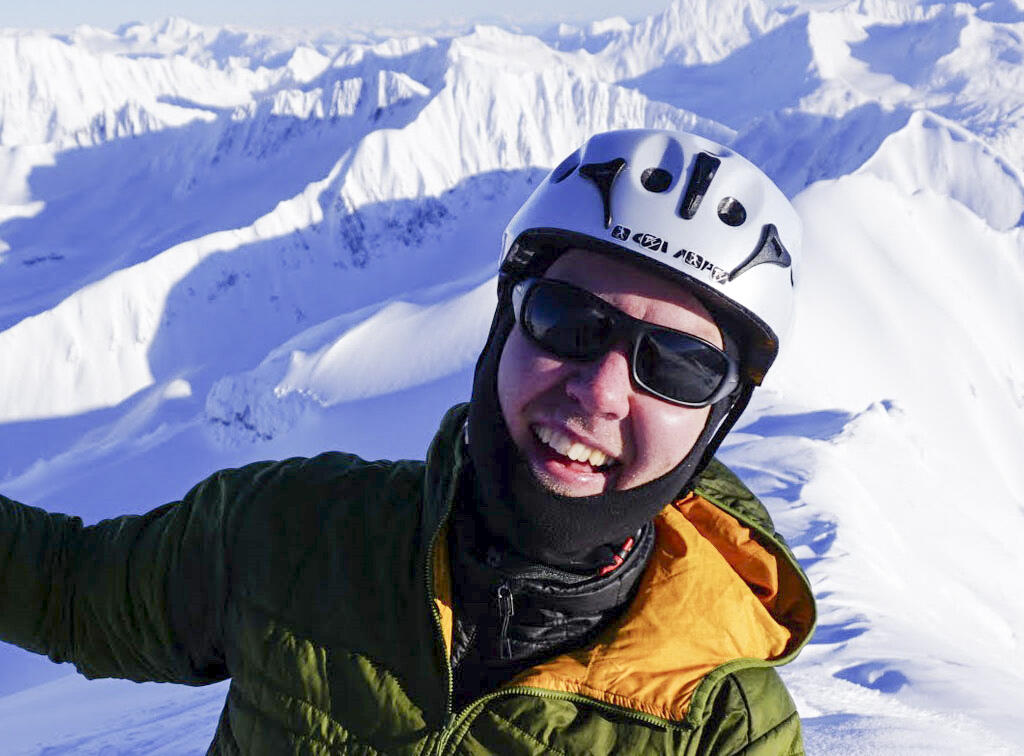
left=690, top=666, right=805, bottom=756
left=0, top=461, right=285, bottom=686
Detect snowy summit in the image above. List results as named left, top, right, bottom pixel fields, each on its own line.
left=0, top=0, right=1022, bottom=753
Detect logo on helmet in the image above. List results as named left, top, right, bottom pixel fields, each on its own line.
left=631, top=231, right=669, bottom=253
left=611, top=225, right=670, bottom=254
left=609, top=224, right=724, bottom=282
left=674, top=248, right=729, bottom=284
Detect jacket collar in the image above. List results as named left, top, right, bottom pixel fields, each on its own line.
left=423, top=403, right=816, bottom=724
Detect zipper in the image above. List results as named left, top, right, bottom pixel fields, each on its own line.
left=426, top=499, right=808, bottom=753
left=433, top=577, right=679, bottom=753
left=435, top=685, right=686, bottom=754
left=424, top=506, right=454, bottom=739
left=495, top=582, right=514, bottom=660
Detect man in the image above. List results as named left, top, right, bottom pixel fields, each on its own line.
left=0, top=129, right=816, bottom=754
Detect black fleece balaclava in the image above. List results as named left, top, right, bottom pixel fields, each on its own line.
left=467, top=278, right=741, bottom=570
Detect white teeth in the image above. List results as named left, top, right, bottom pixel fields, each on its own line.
left=532, top=426, right=614, bottom=468
left=566, top=442, right=585, bottom=461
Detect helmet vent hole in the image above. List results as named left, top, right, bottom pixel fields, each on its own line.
left=717, top=197, right=747, bottom=226
left=551, top=153, right=581, bottom=184
left=641, top=168, right=673, bottom=193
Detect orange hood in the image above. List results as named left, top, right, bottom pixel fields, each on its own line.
left=433, top=492, right=815, bottom=723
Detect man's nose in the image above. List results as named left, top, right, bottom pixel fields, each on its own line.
left=565, top=347, right=633, bottom=419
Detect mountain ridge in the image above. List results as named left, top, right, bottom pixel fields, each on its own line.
left=0, top=1, right=1022, bottom=751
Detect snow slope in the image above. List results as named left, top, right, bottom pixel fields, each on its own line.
left=1, top=0, right=1022, bottom=752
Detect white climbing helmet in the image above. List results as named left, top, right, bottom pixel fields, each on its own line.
left=500, top=128, right=801, bottom=384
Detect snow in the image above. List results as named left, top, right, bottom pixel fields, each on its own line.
left=1, top=0, right=1023, bottom=752
left=856, top=110, right=1024, bottom=230
left=0, top=675, right=228, bottom=754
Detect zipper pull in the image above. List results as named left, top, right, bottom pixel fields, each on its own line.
left=496, top=582, right=514, bottom=660
left=597, top=530, right=639, bottom=576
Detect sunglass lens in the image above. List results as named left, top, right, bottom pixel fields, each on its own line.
left=635, top=331, right=728, bottom=404
left=524, top=283, right=613, bottom=359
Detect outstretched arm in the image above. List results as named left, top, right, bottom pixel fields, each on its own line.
left=0, top=472, right=236, bottom=686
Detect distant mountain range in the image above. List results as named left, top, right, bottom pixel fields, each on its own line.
left=1, top=1, right=1022, bottom=752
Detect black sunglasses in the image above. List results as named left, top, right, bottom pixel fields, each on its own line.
left=511, top=277, right=739, bottom=407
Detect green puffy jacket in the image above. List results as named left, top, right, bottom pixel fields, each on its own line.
left=0, top=404, right=815, bottom=754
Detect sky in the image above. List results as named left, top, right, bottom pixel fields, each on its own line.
left=1, top=0, right=677, bottom=32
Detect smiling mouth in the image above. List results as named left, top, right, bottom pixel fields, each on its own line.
left=531, top=425, right=617, bottom=469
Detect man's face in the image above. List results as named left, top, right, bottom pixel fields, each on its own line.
left=497, top=248, right=723, bottom=497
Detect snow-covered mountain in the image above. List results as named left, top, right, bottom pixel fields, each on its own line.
left=1, top=0, right=1022, bottom=752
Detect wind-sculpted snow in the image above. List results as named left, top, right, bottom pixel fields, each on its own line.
left=620, top=13, right=821, bottom=129
left=205, top=278, right=497, bottom=445
left=595, top=0, right=787, bottom=76
left=0, top=32, right=263, bottom=147
left=543, top=17, right=633, bottom=53
left=857, top=109, right=1024, bottom=230
left=1, top=0, right=1023, bottom=752
left=766, top=178, right=1024, bottom=748
left=731, top=104, right=914, bottom=196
